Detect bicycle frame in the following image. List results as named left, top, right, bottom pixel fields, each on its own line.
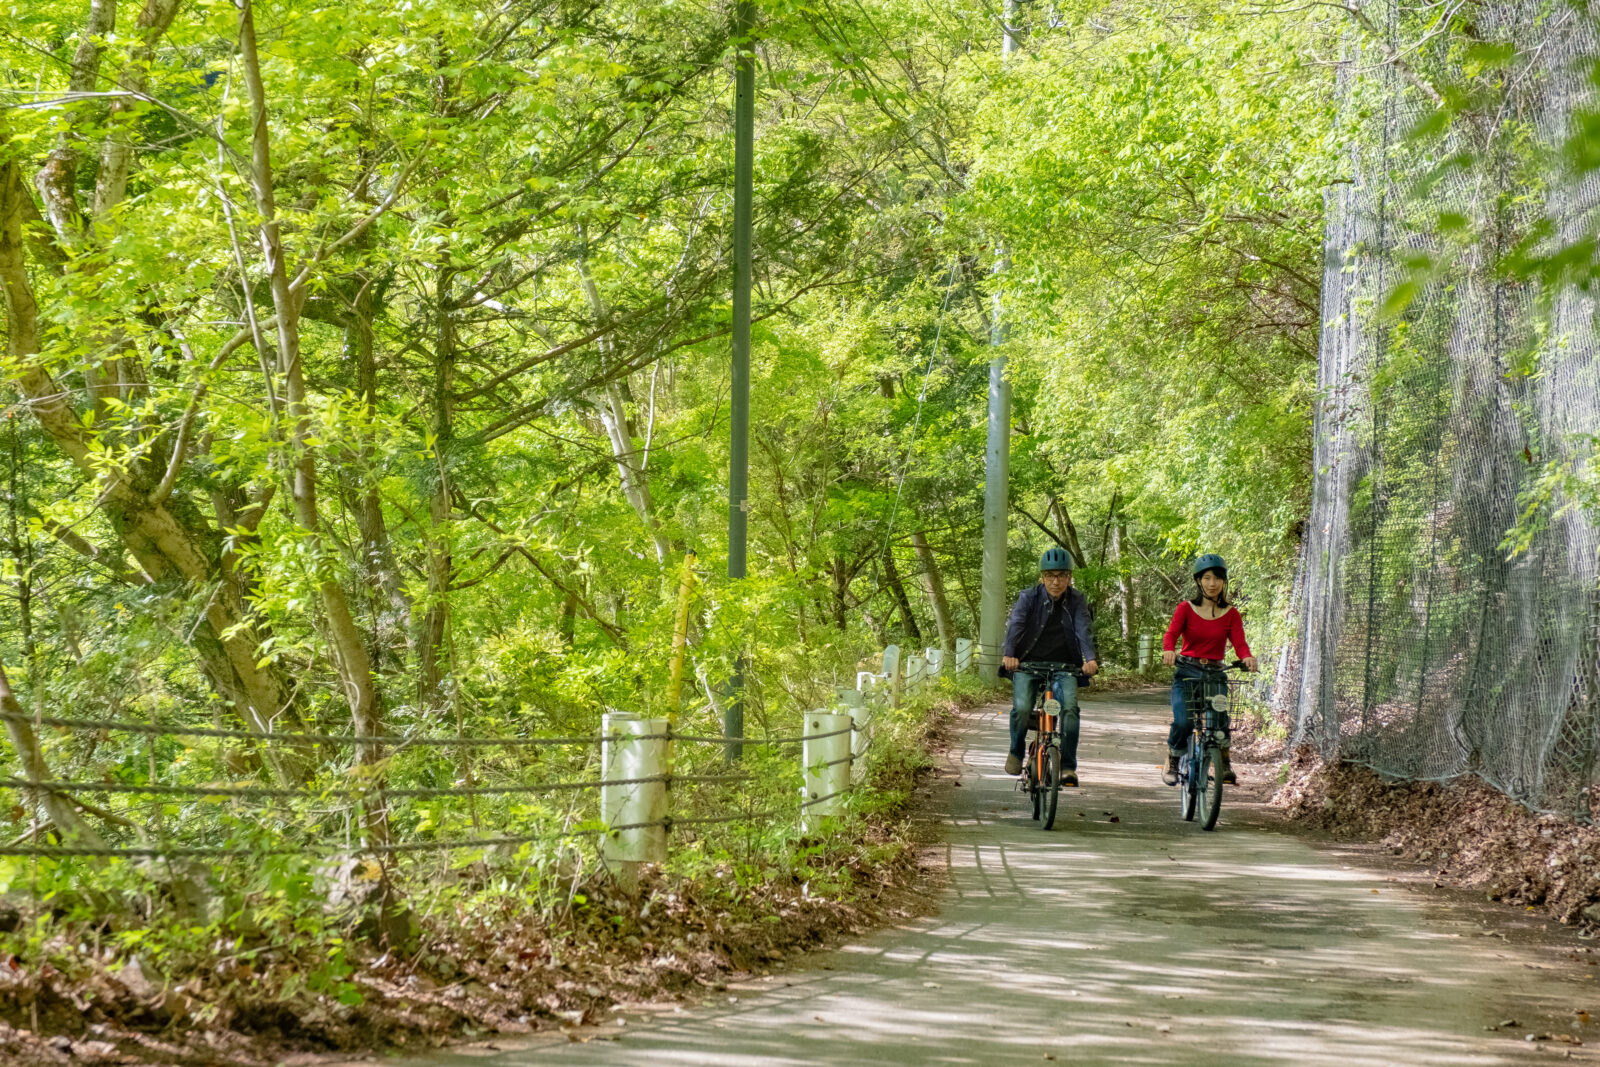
left=1180, top=672, right=1234, bottom=746
left=1017, top=663, right=1079, bottom=773
left=1035, top=705, right=1057, bottom=781
left=1015, top=663, right=1078, bottom=830
left=1176, top=661, right=1245, bottom=829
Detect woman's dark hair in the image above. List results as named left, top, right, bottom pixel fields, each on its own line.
left=1189, top=569, right=1230, bottom=609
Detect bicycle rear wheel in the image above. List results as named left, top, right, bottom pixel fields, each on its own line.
left=1200, top=747, right=1224, bottom=831
left=1042, top=745, right=1061, bottom=830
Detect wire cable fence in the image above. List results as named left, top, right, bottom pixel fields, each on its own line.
left=0, top=639, right=969, bottom=875
left=1279, top=1, right=1600, bottom=815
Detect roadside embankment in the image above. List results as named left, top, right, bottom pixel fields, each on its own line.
left=1276, top=745, right=1600, bottom=930
left=0, top=687, right=977, bottom=1067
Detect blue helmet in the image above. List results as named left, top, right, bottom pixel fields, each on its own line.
left=1192, top=553, right=1228, bottom=579
left=1039, top=546, right=1074, bottom=572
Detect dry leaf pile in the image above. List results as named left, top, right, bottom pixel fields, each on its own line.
left=1275, top=745, right=1600, bottom=925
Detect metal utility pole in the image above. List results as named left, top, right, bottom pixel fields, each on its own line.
left=978, top=0, right=1021, bottom=682
left=726, top=0, right=755, bottom=758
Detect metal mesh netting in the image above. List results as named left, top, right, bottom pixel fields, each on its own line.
left=1281, top=2, right=1600, bottom=815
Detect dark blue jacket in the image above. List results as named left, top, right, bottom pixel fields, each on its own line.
left=1001, top=584, right=1097, bottom=677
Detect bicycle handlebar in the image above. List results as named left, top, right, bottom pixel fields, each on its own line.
left=1014, top=661, right=1087, bottom=680
left=1176, top=656, right=1252, bottom=673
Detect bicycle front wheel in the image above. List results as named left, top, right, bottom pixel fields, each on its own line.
left=1179, top=752, right=1197, bottom=822
left=1200, top=747, right=1224, bottom=830
left=1029, top=747, right=1041, bottom=820
left=1042, top=745, right=1061, bottom=830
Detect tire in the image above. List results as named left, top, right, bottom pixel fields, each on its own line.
left=1179, top=753, right=1197, bottom=822
left=1200, top=748, right=1224, bottom=831
left=1042, top=745, right=1061, bottom=830
left=1029, top=748, right=1041, bottom=820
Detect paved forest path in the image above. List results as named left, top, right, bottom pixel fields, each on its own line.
left=407, top=693, right=1600, bottom=1065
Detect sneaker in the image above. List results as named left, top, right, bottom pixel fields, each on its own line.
left=1062, top=770, right=1079, bottom=787
left=1219, top=751, right=1237, bottom=785
left=1006, top=754, right=1022, bottom=776
left=1161, top=753, right=1179, bottom=787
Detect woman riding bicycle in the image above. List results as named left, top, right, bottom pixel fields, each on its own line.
left=1160, top=554, right=1256, bottom=787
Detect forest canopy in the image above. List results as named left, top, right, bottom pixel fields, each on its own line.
left=0, top=0, right=1334, bottom=825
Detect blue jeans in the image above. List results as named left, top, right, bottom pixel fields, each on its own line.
left=1168, top=663, right=1231, bottom=752
left=1010, top=669, right=1080, bottom=770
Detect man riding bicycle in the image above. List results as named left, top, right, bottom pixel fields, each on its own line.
left=1000, top=547, right=1099, bottom=782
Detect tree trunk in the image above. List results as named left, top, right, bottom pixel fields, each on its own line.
left=831, top=555, right=850, bottom=630
left=558, top=586, right=578, bottom=645
left=344, top=285, right=410, bottom=669
left=6, top=411, right=38, bottom=712
left=34, top=0, right=115, bottom=245
left=947, top=537, right=981, bottom=624
left=1048, top=495, right=1088, bottom=572
left=882, top=548, right=923, bottom=643
left=1096, top=490, right=1121, bottom=567
left=419, top=262, right=456, bottom=711
left=0, top=662, right=105, bottom=847
left=236, top=0, right=386, bottom=841
left=860, top=601, right=890, bottom=648
left=1112, top=520, right=1131, bottom=664
left=94, top=0, right=183, bottom=216
left=598, top=378, right=670, bottom=563
left=910, top=530, right=955, bottom=654
left=0, top=147, right=308, bottom=781
left=578, top=236, right=670, bottom=563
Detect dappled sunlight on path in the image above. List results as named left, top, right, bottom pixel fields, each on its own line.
left=400, top=695, right=1600, bottom=1065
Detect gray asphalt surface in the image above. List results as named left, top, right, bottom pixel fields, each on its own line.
left=395, top=693, right=1600, bottom=1065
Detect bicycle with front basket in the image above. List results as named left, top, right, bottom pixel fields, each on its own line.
left=1176, top=658, right=1248, bottom=831
left=1014, top=662, right=1082, bottom=831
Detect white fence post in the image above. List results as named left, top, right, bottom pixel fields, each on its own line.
left=926, top=647, right=944, bottom=678
left=802, top=711, right=852, bottom=831
left=601, top=712, right=669, bottom=883
left=837, top=687, right=870, bottom=767
left=955, top=637, right=973, bottom=675
left=906, top=653, right=925, bottom=694
left=883, top=644, right=902, bottom=708
left=1138, top=633, right=1153, bottom=669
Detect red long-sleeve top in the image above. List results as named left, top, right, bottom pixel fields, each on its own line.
left=1163, top=601, right=1251, bottom=662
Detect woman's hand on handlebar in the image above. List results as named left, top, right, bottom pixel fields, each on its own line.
left=1002, top=656, right=1019, bottom=672
left=1161, top=650, right=1176, bottom=667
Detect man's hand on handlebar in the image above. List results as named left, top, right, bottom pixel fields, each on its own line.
left=1082, top=659, right=1099, bottom=677
left=1161, top=650, right=1176, bottom=667
left=1002, top=656, right=1019, bottom=672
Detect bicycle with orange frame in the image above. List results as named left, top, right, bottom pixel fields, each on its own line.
left=1014, top=662, right=1081, bottom=831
